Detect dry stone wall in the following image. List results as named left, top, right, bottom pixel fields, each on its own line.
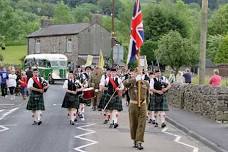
left=167, top=83, right=228, bottom=122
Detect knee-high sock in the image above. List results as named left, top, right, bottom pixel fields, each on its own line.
left=111, top=110, right=118, bottom=124
left=150, top=111, right=156, bottom=120
left=79, top=104, right=85, bottom=113
left=160, top=111, right=166, bottom=123
left=33, top=111, right=38, bottom=122
left=36, top=110, right=42, bottom=121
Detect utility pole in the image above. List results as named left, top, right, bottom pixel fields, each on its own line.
left=112, top=0, right=115, bottom=38
left=199, top=0, right=208, bottom=84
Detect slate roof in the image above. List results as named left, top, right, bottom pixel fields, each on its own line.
left=28, top=23, right=91, bottom=38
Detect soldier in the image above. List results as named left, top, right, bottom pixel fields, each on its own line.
left=26, top=68, right=49, bottom=125
left=150, top=69, right=171, bottom=128
left=89, top=67, right=103, bottom=111
left=123, top=67, right=150, bottom=150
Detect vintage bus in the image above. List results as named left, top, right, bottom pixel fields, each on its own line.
left=24, top=54, right=68, bottom=84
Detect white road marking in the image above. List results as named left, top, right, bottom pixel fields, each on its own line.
left=0, top=125, right=9, bottom=132
left=0, top=108, right=19, bottom=121
left=0, top=110, right=4, bottom=113
left=53, top=104, right=62, bottom=106
left=0, top=104, right=15, bottom=106
left=162, top=127, right=199, bottom=152
left=74, top=123, right=98, bottom=152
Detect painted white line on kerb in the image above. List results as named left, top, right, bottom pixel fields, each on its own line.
left=162, top=127, right=199, bottom=152
left=74, top=123, right=98, bottom=152
left=0, top=125, right=9, bottom=132
left=0, top=108, right=19, bottom=121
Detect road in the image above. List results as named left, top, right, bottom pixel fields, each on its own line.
left=0, top=85, right=216, bottom=152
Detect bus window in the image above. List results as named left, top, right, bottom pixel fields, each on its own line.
left=59, top=61, right=67, bottom=67
left=50, top=61, right=59, bottom=67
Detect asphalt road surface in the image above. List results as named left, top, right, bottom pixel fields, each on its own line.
left=0, top=85, right=216, bottom=152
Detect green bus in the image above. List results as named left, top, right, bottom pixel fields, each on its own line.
left=24, top=54, right=68, bottom=84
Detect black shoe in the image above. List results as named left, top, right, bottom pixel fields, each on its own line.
left=155, top=123, right=158, bottom=127
left=133, top=141, right=137, bottom=148
left=109, top=123, right=113, bottom=128
left=74, top=118, right=77, bottom=122
left=137, top=143, right=144, bottom=150
left=37, top=121, right=42, bottom=125
left=103, top=120, right=109, bottom=124
left=152, top=120, right=156, bottom=125
left=114, top=123, right=119, bottom=128
left=78, top=114, right=83, bottom=118
left=92, top=107, right=96, bottom=111
left=32, top=121, right=38, bottom=125
left=148, top=119, right=152, bottom=124
left=161, top=123, right=166, bottom=128
left=70, top=120, right=74, bottom=125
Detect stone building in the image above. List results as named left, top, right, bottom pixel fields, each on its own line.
left=27, top=23, right=112, bottom=66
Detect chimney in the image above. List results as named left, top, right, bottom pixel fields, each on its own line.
left=41, top=18, right=52, bottom=28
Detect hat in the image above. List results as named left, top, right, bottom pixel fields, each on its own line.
left=155, top=69, right=161, bottom=73
left=33, top=68, right=38, bottom=72
left=69, top=70, right=74, bottom=73
left=85, top=66, right=91, bottom=70
left=111, top=68, right=117, bottom=72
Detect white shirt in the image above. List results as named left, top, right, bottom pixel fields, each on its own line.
left=150, top=76, right=169, bottom=90
left=63, top=79, right=75, bottom=89
left=100, top=76, right=124, bottom=90
left=7, top=74, right=17, bottom=87
left=27, top=77, right=45, bottom=89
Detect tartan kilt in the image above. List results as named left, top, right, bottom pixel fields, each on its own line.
left=148, top=94, right=169, bottom=111
left=62, top=92, right=80, bottom=109
left=26, top=93, right=45, bottom=111
left=98, top=93, right=123, bottom=111
left=79, top=95, right=92, bottom=106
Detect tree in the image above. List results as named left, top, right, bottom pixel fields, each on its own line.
left=141, top=40, right=157, bottom=65
left=0, top=35, right=6, bottom=50
left=98, top=0, right=123, bottom=17
left=208, top=4, right=228, bottom=36
left=53, top=0, right=74, bottom=24
left=215, top=35, right=228, bottom=63
left=156, top=31, right=198, bottom=76
left=207, top=34, right=223, bottom=62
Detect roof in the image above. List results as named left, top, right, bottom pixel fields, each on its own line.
left=28, top=23, right=91, bottom=38
left=25, top=54, right=68, bottom=61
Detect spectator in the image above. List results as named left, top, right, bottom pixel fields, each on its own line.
left=7, top=68, right=17, bottom=100
left=209, top=69, right=222, bottom=87
left=19, top=71, right=28, bottom=100
left=183, top=69, right=192, bottom=84
left=0, top=67, right=9, bottom=98
left=176, top=71, right=184, bottom=83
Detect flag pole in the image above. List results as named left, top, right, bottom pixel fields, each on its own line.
left=137, top=49, right=141, bottom=107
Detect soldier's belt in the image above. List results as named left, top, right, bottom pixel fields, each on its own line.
left=130, top=100, right=146, bottom=105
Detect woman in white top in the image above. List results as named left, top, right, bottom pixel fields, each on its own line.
left=7, top=69, right=17, bottom=100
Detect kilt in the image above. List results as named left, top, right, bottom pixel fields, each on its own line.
left=98, top=93, right=123, bottom=111
left=26, top=93, right=45, bottom=111
left=148, top=94, right=169, bottom=111
left=62, top=92, right=80, bottom=109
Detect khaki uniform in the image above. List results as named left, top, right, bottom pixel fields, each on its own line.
left=89, top=71, right=103, bottom=108
left=124, top=79, right=150, bottom=143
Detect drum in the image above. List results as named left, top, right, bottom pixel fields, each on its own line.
left=83, top=87, right=95, bottom=100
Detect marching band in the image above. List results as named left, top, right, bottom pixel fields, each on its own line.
left=26, top=65, right=171, bottom=150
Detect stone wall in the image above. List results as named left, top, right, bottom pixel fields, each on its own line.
left=167, top=83, right=228, bottom=122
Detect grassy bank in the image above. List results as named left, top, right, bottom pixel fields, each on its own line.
left=0, top=45, right=27, bottom=65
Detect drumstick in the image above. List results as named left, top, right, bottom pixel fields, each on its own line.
left=102, top=90, right=117, bottom=112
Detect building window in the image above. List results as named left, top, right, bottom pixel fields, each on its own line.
left=67, top=38, right=72, bottom=53
left=35, top=39, right=40, bottom=54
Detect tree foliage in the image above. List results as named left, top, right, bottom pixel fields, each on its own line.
left=215, top=35, right=228, bottom=63
left=207, top=35, right=223, bottom=62
left=156, top=31, right=198, bottom=75
left=141, top=40, right=157, bottom=64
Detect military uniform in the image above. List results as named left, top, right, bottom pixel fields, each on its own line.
left=89, top=69, right=103, bottom=110
left=124, top=78, right=150, bottom=150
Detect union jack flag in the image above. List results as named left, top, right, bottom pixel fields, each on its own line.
left=127, top=0, right=144, bottom=64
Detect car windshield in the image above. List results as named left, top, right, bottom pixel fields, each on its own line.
left=50, top=61, right=59, bottom=67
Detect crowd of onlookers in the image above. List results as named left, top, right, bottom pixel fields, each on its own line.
left=0, top=66, right=33, bottom=100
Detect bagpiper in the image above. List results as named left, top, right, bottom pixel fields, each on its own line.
left=61, top=71, right=83, bottom=125
left=149, top=69, right=171, bottom=128
left=26, top=68, right=49, bottom=125
left=99, top=68, right=124, bottom=128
